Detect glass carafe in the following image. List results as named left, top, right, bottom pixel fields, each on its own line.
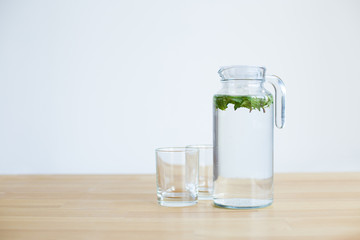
left=213, top=65, right=285, bottom=209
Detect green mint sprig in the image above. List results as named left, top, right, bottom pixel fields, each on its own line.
left=214, top=95, right=273, bottom=112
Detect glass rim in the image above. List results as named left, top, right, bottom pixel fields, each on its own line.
left=218, top=65, right=266, bottom=73
left=186, top=144, right=213, bottom=149
left=155, top=147, right=198, bottom=153
left=218, top=65, right=266, bottom=81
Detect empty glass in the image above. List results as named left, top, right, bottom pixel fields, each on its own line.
left=156, top=147, right=199, bottom=207
left=187, top=145, right=213, bottom=200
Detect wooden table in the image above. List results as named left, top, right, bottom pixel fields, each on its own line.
left=0, top=173, right=359, bottom=240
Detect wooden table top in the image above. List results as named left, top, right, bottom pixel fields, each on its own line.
left=0, top=173, right=359, bottom=240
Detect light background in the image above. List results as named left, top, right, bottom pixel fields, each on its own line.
left=1, top=0, right=359, bottom=174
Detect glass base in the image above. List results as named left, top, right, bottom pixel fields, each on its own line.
left=157, top=191, right=197, bottom=207
left=213, top=198, right=272, bottom=209
left=158, top=200, right=197, bottom=207
left=198, top=193, right=213, bottom=200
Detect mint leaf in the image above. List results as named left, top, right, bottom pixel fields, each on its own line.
left=214, top=95, right=273, bottom=112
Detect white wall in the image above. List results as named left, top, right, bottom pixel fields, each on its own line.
left=1, top=0, right=359, bottom=174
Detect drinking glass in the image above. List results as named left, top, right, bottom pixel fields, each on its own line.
left=156, top=147, right=199, bottom=207
left=186, top=145, right=213, bottom=200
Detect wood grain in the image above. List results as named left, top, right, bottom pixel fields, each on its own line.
left=0, top=173, right=359, bottom=240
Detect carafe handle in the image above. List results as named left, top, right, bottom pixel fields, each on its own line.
left=265, top=75, right=286, bottom=129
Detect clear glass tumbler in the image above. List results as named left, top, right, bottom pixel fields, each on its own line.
left=156, top=147, right=199, bottom=207
left=186, top=145, right=213, bottom=200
